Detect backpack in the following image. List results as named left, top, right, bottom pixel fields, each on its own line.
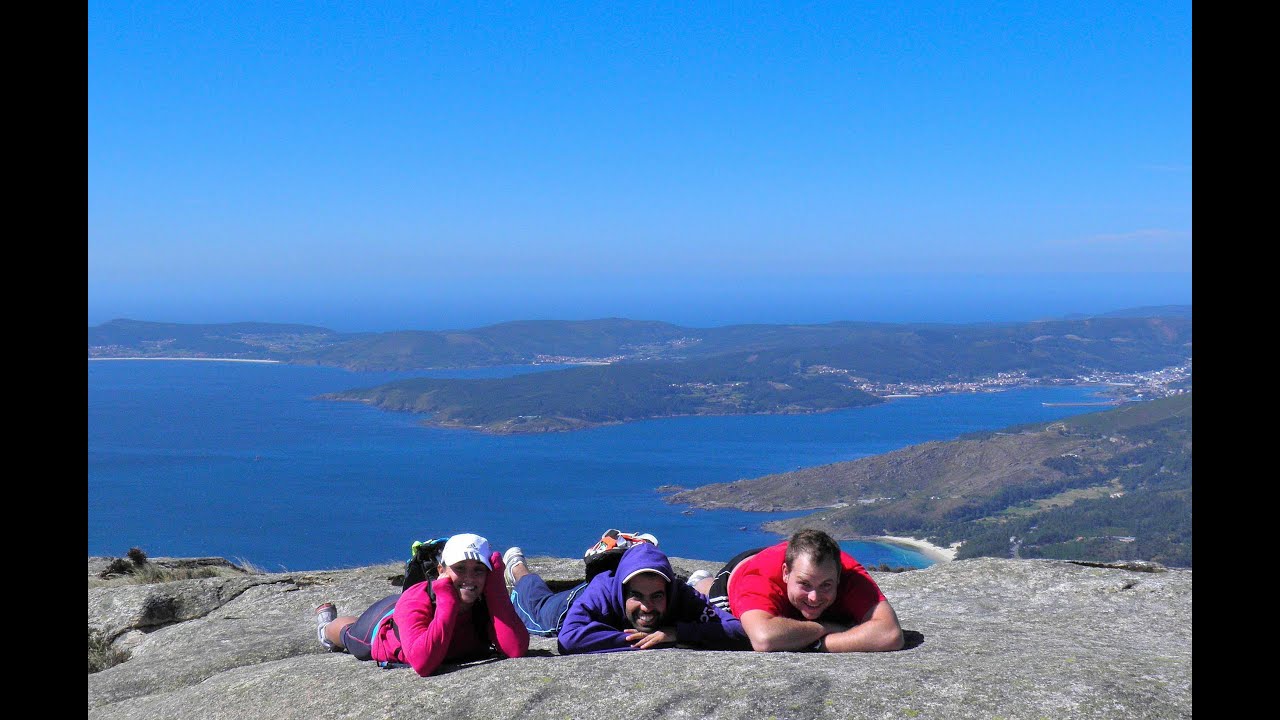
left=401, top=537, right=450, bottom=593
left=582, top=529, right=659, bottom=582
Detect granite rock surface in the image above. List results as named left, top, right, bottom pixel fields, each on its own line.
left=88, top=555, right=1191, bottom=720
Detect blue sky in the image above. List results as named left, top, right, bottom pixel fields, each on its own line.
left=88, top=2, right=1191, bottom=331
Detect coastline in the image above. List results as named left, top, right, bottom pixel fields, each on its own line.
left=89, top=357, right=281, bottom=363
left=427, top=383, right=1115, bottom=436
left=869, top=535, right=959, bottom=564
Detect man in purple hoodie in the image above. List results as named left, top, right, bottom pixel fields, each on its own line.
left=504, top=542, right=750, bottom=654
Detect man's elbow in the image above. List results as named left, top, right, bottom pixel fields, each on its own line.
left=555, top=632, right=581, bottom=655
left=746, top=629, right=783, bottom=653
left=872, top=626, right=904, bottom=652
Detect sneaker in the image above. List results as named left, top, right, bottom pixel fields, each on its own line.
left=315, top=603, right=337, bottom=651
left=613, top=531, right=658, bottom=549
left=502, top=547, right=527, bottom=591
left=686, top=569, right=711, bottom=588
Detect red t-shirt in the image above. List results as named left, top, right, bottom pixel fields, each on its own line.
left=728, top=541, right=886, bottom=623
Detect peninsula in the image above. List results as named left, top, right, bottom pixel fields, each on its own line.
left=89, top=309, right=1192, bottom=434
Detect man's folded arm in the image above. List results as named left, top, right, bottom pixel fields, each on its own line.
left=818, top=600, right=903, bottom=653
left=738, top=609, right=825, bottom=652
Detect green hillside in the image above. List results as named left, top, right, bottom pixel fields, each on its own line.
left=671, top=394, right=1192, bottom=566
left=292, top=318, right=692, bottom=370
left=87, top=319, right=344, bottom=358
left=326, top=356, right=883, bottom=432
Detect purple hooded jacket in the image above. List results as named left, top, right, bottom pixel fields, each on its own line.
left=556, top=543, right=749, bottom=654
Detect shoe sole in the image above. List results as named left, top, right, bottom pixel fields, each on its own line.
left=315, top=603, right=337, bottom=650
left=503, top=549, right=526, bottom=589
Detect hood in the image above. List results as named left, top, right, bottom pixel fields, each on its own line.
left=614, top=543, right=674, bottom=601
left=556, top=540, right=749, bottom=654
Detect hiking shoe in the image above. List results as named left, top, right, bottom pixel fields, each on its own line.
left=613, top=531, right=658, bottom=550
left=585, top=530, right=621, bottom=558
left=686, top=569, right=711, bottom=588
left=315, top=603, right=337, bottom=651
left=503, top=547, right=527, bottom=592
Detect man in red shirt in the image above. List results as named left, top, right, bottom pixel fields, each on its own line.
left=695, top=529, right=903, bottom=652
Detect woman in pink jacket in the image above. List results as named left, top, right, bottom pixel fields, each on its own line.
left=314, top=533, right=530, bottom=676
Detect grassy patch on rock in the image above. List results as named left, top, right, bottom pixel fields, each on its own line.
left=88, top=627, right=129, bottom=673
left=90, top=548, right=255, bottom=588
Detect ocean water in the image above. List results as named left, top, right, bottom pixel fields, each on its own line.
left=88, top=361, right=1109, bottom=571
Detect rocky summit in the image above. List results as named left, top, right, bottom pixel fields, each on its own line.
left=88, top=555, right=1190, bottom=720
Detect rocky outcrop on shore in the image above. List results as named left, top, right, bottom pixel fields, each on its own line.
left=88, top=555, right=1191, bottom=720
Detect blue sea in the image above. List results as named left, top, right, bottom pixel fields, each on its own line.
left=88, top=361, right=1110, bottom=572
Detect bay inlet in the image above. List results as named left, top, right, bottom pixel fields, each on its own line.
left=89, top=361, right=1109, bottom=571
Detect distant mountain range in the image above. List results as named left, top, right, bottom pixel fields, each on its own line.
left=671, top=393, right=1192, bottom=567
left=89, top=309, right=1192, bottom=434
left=88, top=305, right=1192, bottom=370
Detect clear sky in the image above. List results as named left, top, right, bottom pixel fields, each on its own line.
left=88, top=1, right=1191, bottom=331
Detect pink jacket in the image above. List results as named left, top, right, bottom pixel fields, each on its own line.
left=371, top=572, right=529, bottom=676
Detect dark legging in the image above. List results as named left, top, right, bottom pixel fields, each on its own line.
left=340, top=594, right=400, bottom=661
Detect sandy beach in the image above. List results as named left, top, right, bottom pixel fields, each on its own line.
left=870, top=535, right=959, bottom=563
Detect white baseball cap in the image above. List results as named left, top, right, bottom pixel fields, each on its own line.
left=622, top=567, right=672, bottom=585
left=441, top=533, right=493, bottom=570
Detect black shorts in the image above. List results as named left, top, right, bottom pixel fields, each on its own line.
left=706, top=547, right=766, bottom=612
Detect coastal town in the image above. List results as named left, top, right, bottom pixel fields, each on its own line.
left=836, top=359, right=1192, bottom=403
left=658, top=360, right=1192, bottom=405
left=527, top=352, right=1193, bottom=405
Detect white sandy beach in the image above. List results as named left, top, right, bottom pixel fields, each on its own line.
left=88, top=357, right=281, bottom=363
left=871, top=535, right=959, bottom=563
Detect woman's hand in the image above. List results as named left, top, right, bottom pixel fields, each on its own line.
left=431, top=574, right=459, bottom=603
left=484, top=551, right=508, bottom=599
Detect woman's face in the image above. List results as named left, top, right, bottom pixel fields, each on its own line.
left=441, top=559, right=489, bottom=605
